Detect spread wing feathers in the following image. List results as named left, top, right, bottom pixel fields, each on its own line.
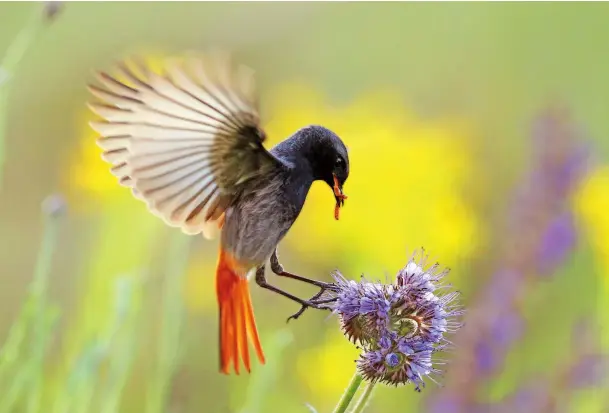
left=87, top=54, right=280, bottom=239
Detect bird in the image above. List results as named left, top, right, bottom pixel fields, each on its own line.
left=86, top=52, right=350, bottom=376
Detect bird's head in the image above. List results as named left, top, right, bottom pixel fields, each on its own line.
left=297, top=125, right=349, bottom=220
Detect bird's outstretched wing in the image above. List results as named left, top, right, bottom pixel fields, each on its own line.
left=87, top=53, right=281, bottom=239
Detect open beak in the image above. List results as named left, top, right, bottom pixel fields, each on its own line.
left=332, top=174, right=347, bottom=220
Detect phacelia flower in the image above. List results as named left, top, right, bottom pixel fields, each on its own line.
left=331, top=274, right=395, bottom=345
left=331, top=249, right=463, bottom=391
left=357, top=337, right=441, bottom=391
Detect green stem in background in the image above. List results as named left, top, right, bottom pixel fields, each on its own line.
left=239, top=329, right=294, bottom=413
left=64, top=341, right=108, bottom=413
left=146, top=233, right=192, bottom=413
left=350, top=382, right=376, bottom=413
left=332, top=372, right=364, bottom=413
left=0, top=4, right=50, bottom=192
left=100, top=277, right=142, bottom=413
left=0, top=291, right=35, bottom=381
left=0, top=196, right=64, bottom=413
left=56, top=276, right=137, bottom=413
left=26, top=201, right=64, bottom=413
left=0, top=309, right=60, bottom=413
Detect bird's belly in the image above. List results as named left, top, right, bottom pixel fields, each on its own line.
left=220, top=201, right=299, bottom=270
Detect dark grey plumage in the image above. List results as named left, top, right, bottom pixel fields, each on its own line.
left=222, top=125, right=349, bottom=267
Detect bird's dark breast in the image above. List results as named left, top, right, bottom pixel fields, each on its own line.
left=220, top=170, right=311, bottom=268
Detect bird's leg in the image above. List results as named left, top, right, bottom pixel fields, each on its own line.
left=254, top=265, right=335, bottom=322
left=270, top=250, right=338, bottom=291
left=269, top=250, right=339, bottom=322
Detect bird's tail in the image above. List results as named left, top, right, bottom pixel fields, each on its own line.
left=215, top=248, right=265, bottom=374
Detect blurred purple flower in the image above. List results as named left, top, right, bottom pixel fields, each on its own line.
left=537, top=211, right=577, bottom=276
left=474, top=341, right=495, bottom=375
left=565, top=320, right=608, bottom=390
left=427, top=108, right=592, bottom=412
left=474, top=310, right=524, bottom=375
left=568, top=353, right=608, bottom=389
left=531, top=109, right=590, bottom=196
left=43, top=1, right=64, bottom=22
left=496, top=382, right=554, bottom=413
left=41, top=193, right=67, bottom=217
left=485, top=269, right=522, bottom=310
left=427, top=395, right=464, bottom=413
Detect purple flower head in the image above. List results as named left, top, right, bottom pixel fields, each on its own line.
left=396, top=249, right=450, bottom=296
left=537, top=211, right=577, bottom=276
left=391, top=290, right=463, bottom=346
left=385, top=352, right=401, bottom=367
left=357, top=337, right=439, bottom=391
left=331, top=272, right=396, bottom=345
left=332, top=249, right=463, bottom=390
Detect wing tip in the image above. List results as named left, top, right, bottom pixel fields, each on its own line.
left=86, top=102, right=102, bottom=119
left=89, top=120, right=108, bottom=135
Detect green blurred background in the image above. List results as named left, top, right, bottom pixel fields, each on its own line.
left=1, top=2, right=608, bottom=413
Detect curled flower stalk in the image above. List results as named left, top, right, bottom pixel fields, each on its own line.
left=329, top=249, right=463, bottom=412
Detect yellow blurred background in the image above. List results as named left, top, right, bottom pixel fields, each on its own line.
left=0, top=2, right=608, bottom=413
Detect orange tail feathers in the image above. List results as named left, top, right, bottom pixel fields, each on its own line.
left=216, top=248, right=265, bottom=375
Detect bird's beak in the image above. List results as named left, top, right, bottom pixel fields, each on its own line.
left=333, top=174, right=347, bottom=220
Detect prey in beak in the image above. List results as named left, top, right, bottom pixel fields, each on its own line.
left=333, top=174, right=348, bottom=220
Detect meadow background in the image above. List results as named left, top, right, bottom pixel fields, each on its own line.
left=1, top=2, right=608, bottom=412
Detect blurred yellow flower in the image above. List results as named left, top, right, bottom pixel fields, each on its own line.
left=296, top=328, right=361, bottom=404
left=62, top=53, right=168, bottom=208
left=573, top=165, right=609, bottom=287
left=264, top=83, right=481, bottom=274
left=66, top=117, right=125, bottom=201
left=183, top=253, right=218, bottom=314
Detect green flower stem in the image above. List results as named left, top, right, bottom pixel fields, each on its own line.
left=0, top=5, right=49, bottom=192
left=101, top=277, right=141, bottom=413
left=0, top=309, right=59, bottom=413
left=0, top=203, right=63, bottom=413
left=146, top=233, right=191, bottom=413
left=239, top=329, right=294, bottom=413
left=0, top=291, right=35, bottom=381
left=331, top=372, right=364, bottom=413
left=26, top=210, right=63, bottom=413
left=58, top=277, right=137, bottom=413
left=350, top=382, right=376, bottom=413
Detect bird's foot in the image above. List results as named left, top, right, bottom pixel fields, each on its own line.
left=269, top=249, right=340, bottom=322
left=286, top=285, right=338, bottom=323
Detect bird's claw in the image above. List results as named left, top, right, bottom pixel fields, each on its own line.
left=286, top=301, right=334, bottom=323
left=286, top=284, right=338, bottom=323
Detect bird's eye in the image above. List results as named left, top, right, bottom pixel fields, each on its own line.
left=335, top=157, right=344, bottom=168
